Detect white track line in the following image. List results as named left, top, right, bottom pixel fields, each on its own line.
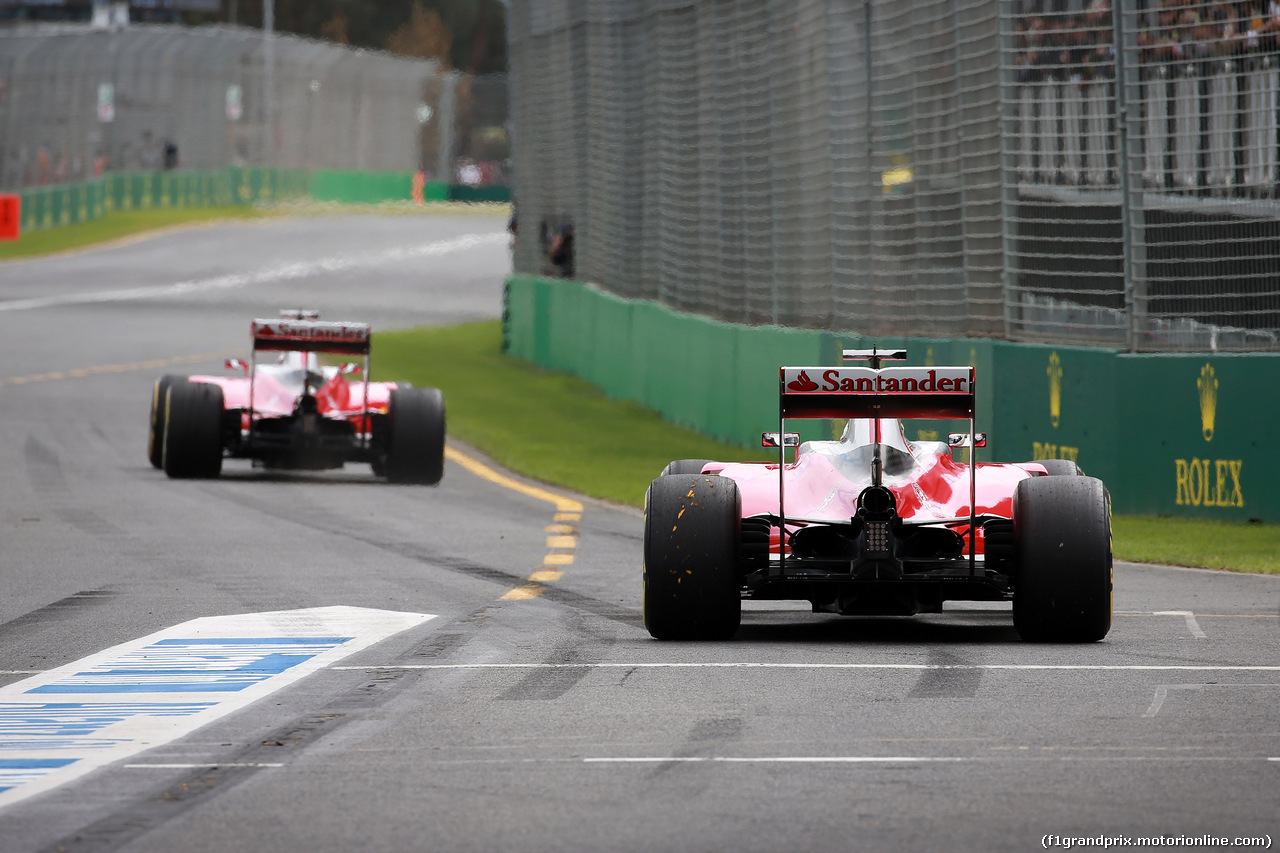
left=1153, top=610, right=1209, bottom=639
left=124, top=763, right=283, bottom=769
left=1144, top=683, right=1280, bottom=717
left=0, top=233, right=505, bottom=313
left=333, top=663, right=1280, bottom=673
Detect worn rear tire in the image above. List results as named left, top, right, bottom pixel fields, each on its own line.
left=1012, top=475, right=1113, bottom=642
left=660, top=459, right=715, bottom=477
left=148, top=374, right=183, bottom=469
left=385, top=387, right=445, bottom=485
left=1038, top=459, right=1083, bottom=477
left=163, top=380, right=224, bottom=479
left=643, top=474, right=742, bottom=640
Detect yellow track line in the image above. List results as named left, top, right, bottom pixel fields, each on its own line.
left=444, top=445, right=583, bottom=601
left=444, top=445, right=583, bottom=514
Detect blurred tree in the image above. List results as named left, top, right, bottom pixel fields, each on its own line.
left=319, top=10, right=349, bottom=44
left=184, top=1, right=508, bottom=74
left=388, top=3, right=453, bottom=65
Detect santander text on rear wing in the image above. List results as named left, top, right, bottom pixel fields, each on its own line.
left=779, top=366, right=975, bottom=420
left=251, top=320, right=372, bottom=355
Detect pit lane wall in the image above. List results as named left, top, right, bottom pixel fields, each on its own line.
left=504, top=275, right=1280, bottom=522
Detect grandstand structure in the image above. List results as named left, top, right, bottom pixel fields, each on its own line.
left=507, top=0, right=1280, bottom=353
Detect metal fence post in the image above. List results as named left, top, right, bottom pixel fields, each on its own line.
left=1115, top=0, right=1147, bottom=352
left=998, top=0, right=1017, bottom=342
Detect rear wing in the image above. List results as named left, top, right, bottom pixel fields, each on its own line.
left=779, top=366, right=974, bottom=420
left=251, top=319, right=371, bottom=355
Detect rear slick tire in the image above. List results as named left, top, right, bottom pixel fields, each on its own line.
left=1038, top=459, right=1083, bottom=477
left=660, top=459, right=715, bottom=477
left=163, top=380, right=224, bottom=479
left=148, top=374, right=183, bottom=469
left=1012, top=475, right=1113, bottom=642
left=385, top=387, right=445, bottom=485
left=643, top=474, right=742, bottom=641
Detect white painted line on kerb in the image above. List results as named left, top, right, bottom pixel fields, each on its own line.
left=331, top=662, right=1280, bottom=673
left=0, top=233, right=506, bottom=313
left=582, top=756, right=966, bottom=764
left=0, top=606, right=432, bottom=810
left=1153, top=610, right=1208, bottom=640
left=124, top=763, right=284, bottom=770
left=1144, top=683, right=1280, bottom=718
left=1145, top=684, right=1199, bottom=717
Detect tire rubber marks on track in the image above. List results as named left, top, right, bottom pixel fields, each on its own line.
left=0, top=606, right=431, bottom=810
left=443, top=445, right=584, bottom=601
left=0, top=352, right=229, bottom=389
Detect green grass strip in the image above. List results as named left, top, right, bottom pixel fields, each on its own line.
left=375, top=321, right=771, bottom=508
left=1110, top=515, right=1280, bottom=574
left=377, top=320, right=1280, bottom=575
left=0, top=206, right=277, bottom=260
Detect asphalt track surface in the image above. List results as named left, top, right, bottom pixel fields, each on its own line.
left=0, top=212, right=1277, bottom=853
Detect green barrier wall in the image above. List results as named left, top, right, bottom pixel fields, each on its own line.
left=18, top=168, right=310, bottom=233
left=310, top=170, right=447, bottom=204
left=504, top=275, right=1280, bottom=521
left=309, top=170, right=510, bottom=204
left=14, top=168, right=510, bottom=232
left=448, top=184, right=512, bottom=203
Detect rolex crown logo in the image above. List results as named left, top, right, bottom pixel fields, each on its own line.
left=1047, top=352, right=1063, bottom=429
left=1197, top=363, right=1218, bottom=442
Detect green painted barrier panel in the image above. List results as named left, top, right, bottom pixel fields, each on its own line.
left=1114, top=354, right=1278, bottom=520
left=15, top=167, right=431, bottom=237
left=504, top=274, right=1280, bottom=521
left=993, top=342, right=1120, bottom=484
left=448, top=184, right=511, bottom=203
left=15, top=167, right=312, bottom=235
left=310, top=170, right=447, bottom=204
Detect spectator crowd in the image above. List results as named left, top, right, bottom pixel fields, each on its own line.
left=1014, top=0, right=1280, bottom=83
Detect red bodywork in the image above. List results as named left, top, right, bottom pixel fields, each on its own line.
left=189, top=362, right=397, bottom=435
left=710, top=421, right=1045, bottom=557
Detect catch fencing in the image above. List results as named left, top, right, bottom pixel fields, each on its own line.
left=0, top=23, right=510, bottom=194
left=508, top=0, right=1280, bottom=352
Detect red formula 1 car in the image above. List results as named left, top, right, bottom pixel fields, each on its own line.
left=643, top=349, right=1112, bottom=642
left=148, top=311, right=445, bottom=484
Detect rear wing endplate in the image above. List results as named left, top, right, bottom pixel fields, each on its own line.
left=251, top=319, right=371, bottom=355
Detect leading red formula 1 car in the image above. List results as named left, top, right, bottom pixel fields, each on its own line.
left=148, top=311, right=444, bottom=483
left=643, top=349, right=1112, bottom=642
